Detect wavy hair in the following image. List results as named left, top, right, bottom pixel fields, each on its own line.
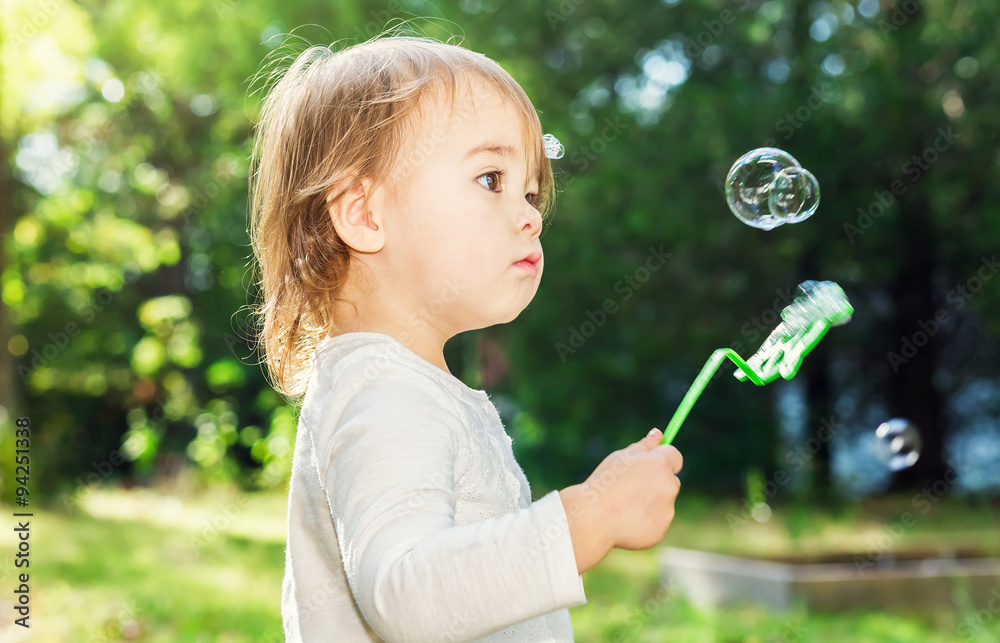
left=247, top=32, right=555, bottom=399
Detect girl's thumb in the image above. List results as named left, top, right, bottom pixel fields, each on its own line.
left=625, top=428, right=661, bottom=453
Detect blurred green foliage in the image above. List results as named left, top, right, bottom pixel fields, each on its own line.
left=0, top=0, right=998, bottom=503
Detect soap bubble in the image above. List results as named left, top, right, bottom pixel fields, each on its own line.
left=873, top=418, right=922, bottom=471
left=725, top=147, right=799, bottom=229
left=542, top=133, right=564, bottom=159
left=768, top=166, right=820, bottom=223
left=724, top=147, right=819, bottom=230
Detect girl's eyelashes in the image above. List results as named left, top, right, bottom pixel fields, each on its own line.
left=477, top=170, right=541, bottom=207
left=476, top=170, right=504, bottom=193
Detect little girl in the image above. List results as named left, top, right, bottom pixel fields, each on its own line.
left=248, top=32, right=684, bottom=642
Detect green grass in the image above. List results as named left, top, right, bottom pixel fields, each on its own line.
left=2, top=483, right=998, bottom=642
left=574, top=493, right=1000, bottom=642
left=1, top=483, right=288, bottom=642
left=577, top=548, right=993, bottom=643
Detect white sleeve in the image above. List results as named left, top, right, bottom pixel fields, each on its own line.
left=317, top=360, right=586, bottom=642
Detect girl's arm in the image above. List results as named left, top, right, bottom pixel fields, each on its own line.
left=316, top=360, right=586, bottom=642
left=558, top=483, right=615, bottom=574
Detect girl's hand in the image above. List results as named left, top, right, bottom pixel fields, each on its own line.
left=560, top=428, right=683, bottom=573
left=592, top=428, right=683, bottom=551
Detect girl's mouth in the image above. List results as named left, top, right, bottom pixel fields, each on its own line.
left=514, top=251, right=541, bottom=275
left=514, top=259, right=538, bottom=275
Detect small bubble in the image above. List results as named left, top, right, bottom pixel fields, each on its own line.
left=873, top=418, right=922, bottom=471
left=543, top=133, right=564, bottom=159
left=768, top=166, right=820, bottom=222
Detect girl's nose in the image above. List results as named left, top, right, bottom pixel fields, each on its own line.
left=519, top=201, right=543, bottom=237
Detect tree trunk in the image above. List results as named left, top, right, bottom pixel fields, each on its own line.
left=885, top=0, right=947, bottom=491
left=0, top=135, right=21, bottom=422
left=886, top=196, right=946, bottom=490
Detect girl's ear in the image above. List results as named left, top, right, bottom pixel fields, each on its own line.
left=327, top=181, right=385, bottom=253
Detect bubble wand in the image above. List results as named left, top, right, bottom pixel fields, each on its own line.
left=661, top=280, right=853, bottom=445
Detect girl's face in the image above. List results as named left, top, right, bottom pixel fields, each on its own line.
left=371, top=75, right=545, bottom=338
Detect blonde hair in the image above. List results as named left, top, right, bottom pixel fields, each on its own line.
left=248, top=33, right=556, bottom=399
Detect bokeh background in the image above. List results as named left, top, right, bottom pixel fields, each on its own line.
left=1, top=0, right=998, bottom=640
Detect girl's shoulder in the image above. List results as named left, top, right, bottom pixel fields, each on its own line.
left=313, top=332, right=488, bottom=405
left=304, top=333, right=477, bottom=453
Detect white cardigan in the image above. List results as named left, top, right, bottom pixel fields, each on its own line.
left=281, top=332, right=587, bottom=642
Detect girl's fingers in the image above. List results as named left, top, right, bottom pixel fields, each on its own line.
left=655, top=444, right=684, bottom=474
left=626, top=428, right=662, bottom=452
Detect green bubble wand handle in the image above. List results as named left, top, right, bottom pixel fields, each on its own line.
left=661, top=348, right=766, bottom=445
left=661, top=281, right=853, bottom=445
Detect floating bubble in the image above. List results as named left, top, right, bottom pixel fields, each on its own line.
left=724, top=147, right=819, bottom=230
left=873, top=418, right=922, bottom=471
left=542, top=133, right=564, bottom=159
left=768, top=166, right=820, bottom=223
left=725, top=147, right=800, bottom=229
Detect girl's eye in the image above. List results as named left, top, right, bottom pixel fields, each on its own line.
left=476, top=171, right=502, bottom=192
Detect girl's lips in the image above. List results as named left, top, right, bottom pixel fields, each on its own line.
left=514, top=259, right=538, bottom=275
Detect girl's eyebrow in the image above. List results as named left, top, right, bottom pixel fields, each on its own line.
left=463, top=141, right=541, bottom=187
left=462, top=141, right=517, bottom=161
